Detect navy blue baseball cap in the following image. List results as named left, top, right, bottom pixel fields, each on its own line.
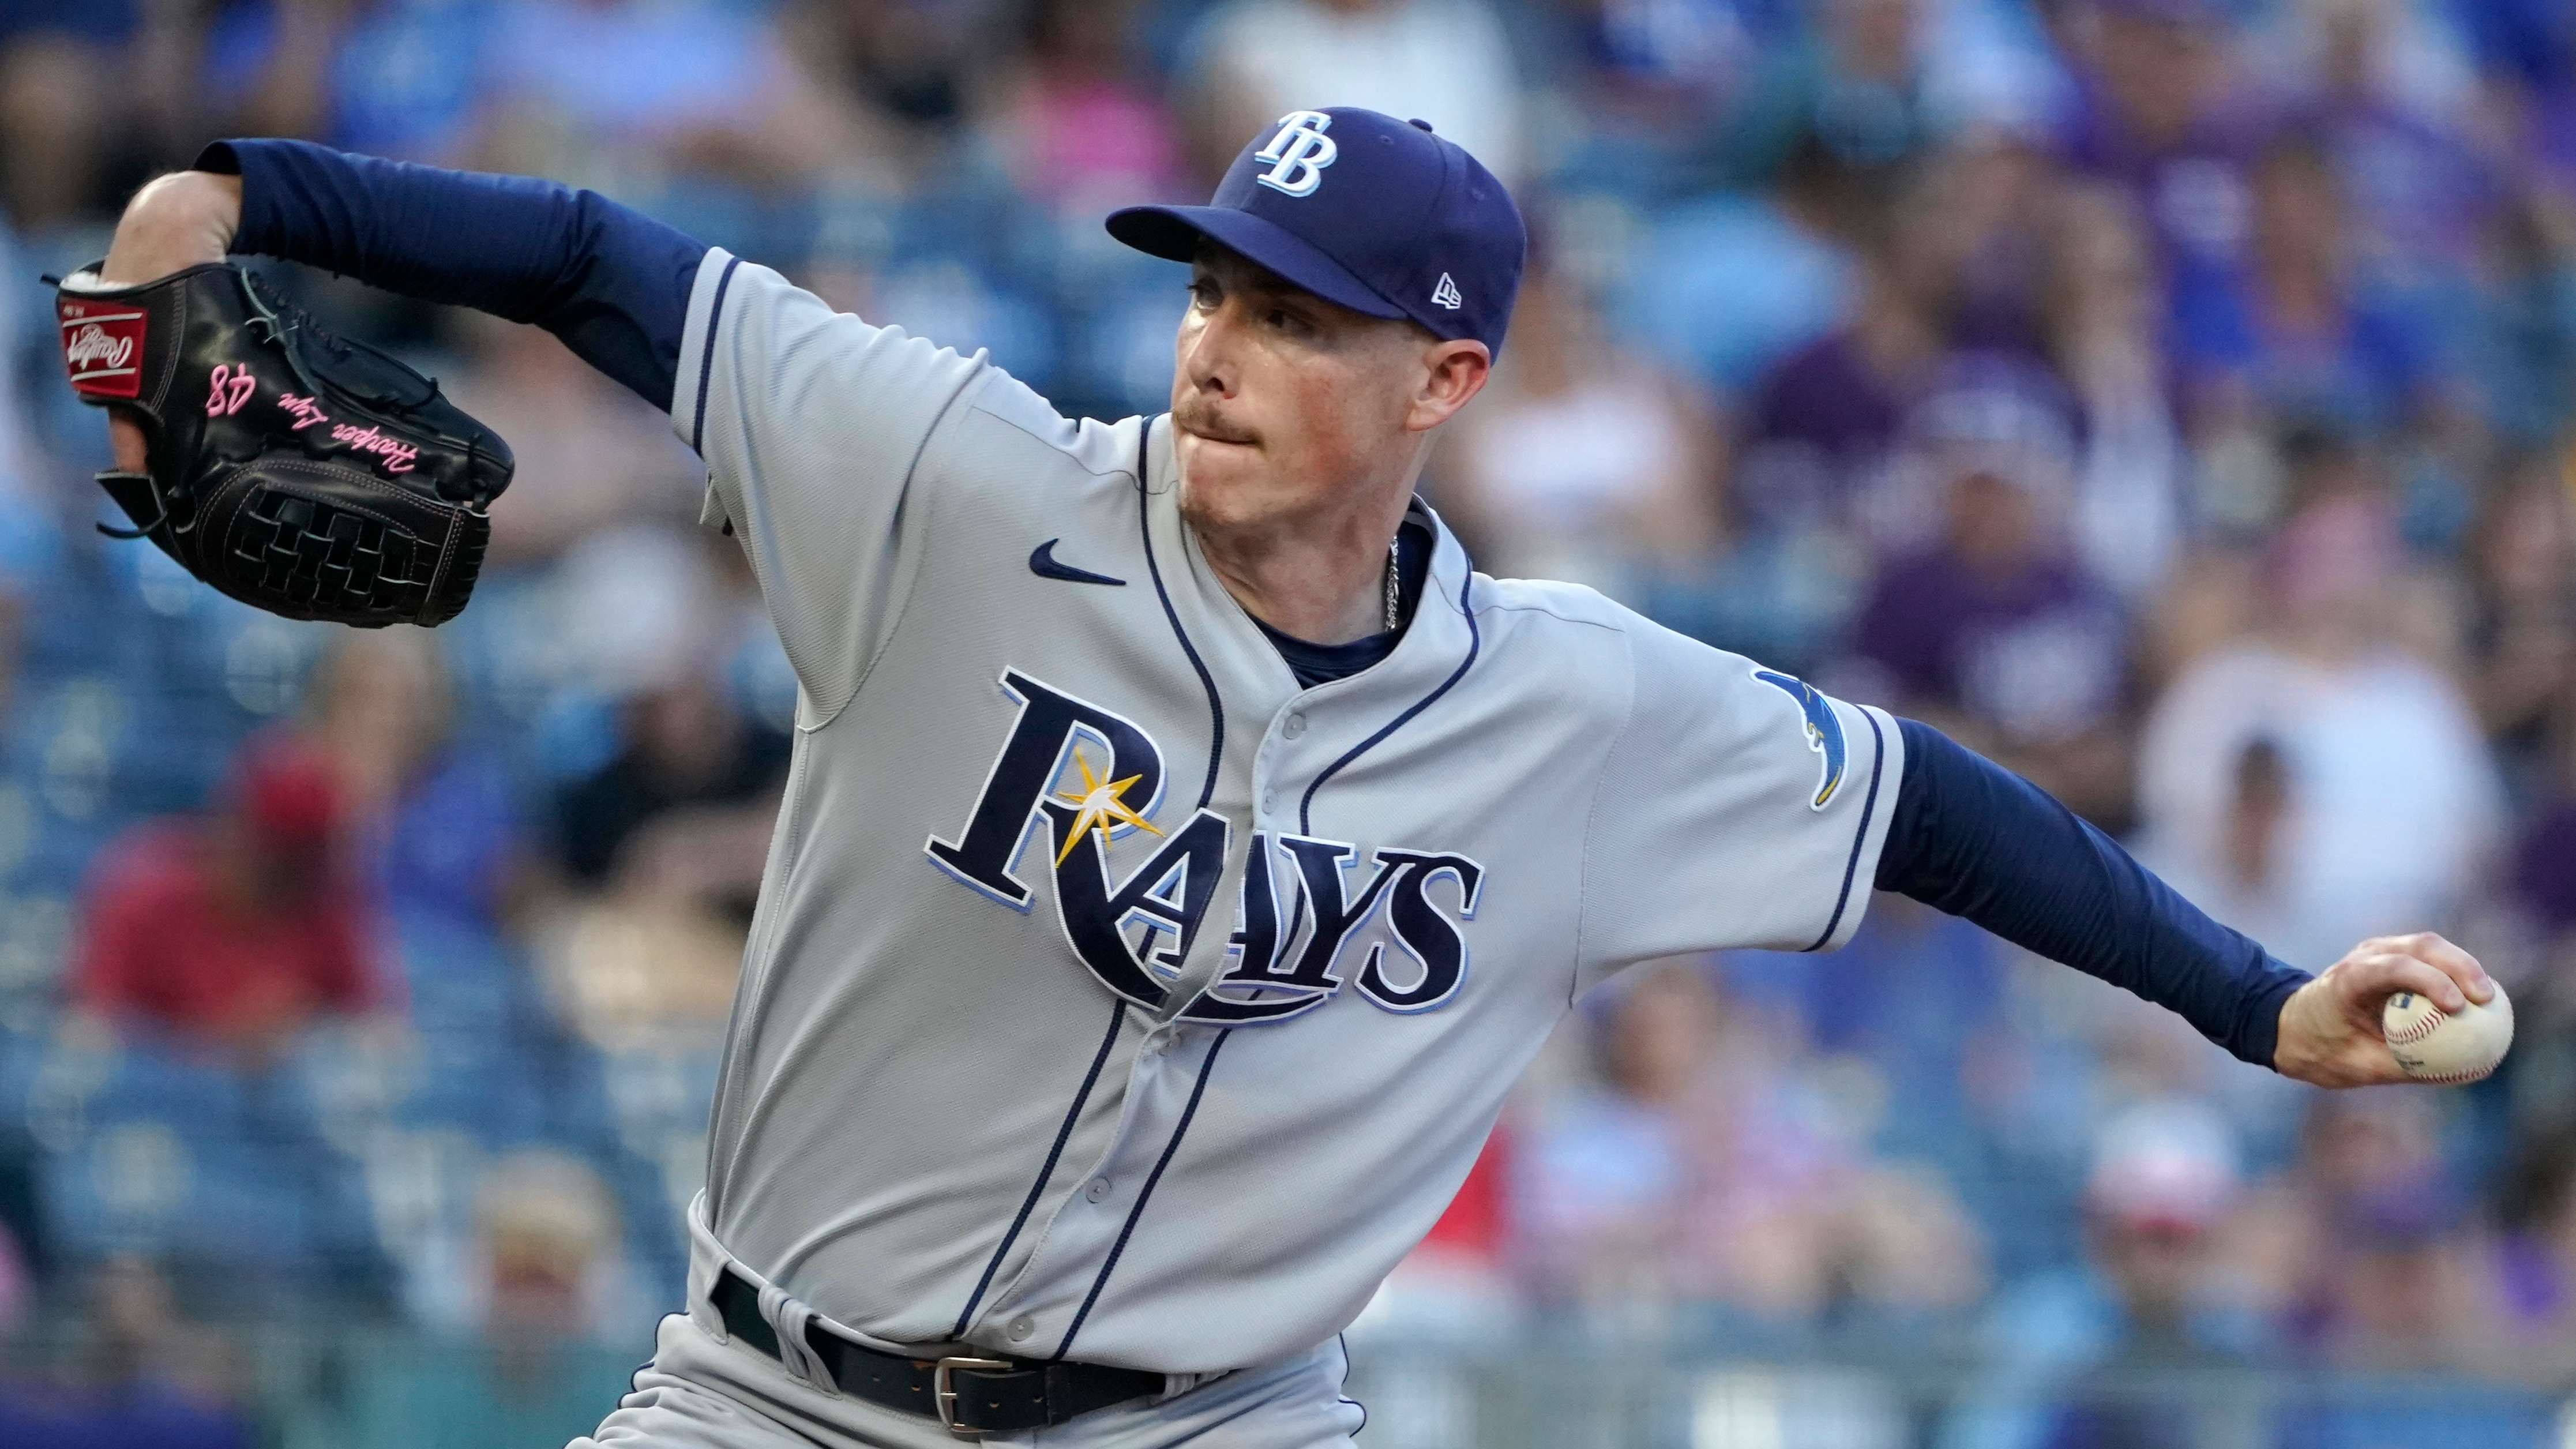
left=1107, top=107, right=1526, bottom=358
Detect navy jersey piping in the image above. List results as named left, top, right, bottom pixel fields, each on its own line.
left=688, top=254, right=741, bottom=451
left=1338, top=1332, right=1367, bottom=1432
left=1052, top=1027, right=1233, bottom=1361
left=1800, top=708, right=1887, bottom=951
left=1136, top=417, right=1226, bottom=811
left=949, top=1000, right=1128, bottom=1339
left=1297, top=569, right=1481, bottom=835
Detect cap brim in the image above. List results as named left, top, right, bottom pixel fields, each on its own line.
left=1105, top=205, right=1408, bottom=322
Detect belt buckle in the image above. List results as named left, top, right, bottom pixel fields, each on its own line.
left=933, top=1355, right=1013, bottom=1436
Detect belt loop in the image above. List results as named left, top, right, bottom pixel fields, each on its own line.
left=1154, top=1370, right=1210, bottom=1402
left=685, top=1194, right=729, bottom=1346
left=755, top=1279, right=841, bottom=1398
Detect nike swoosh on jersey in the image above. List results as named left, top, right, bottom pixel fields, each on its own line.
left=1030, top=539, right=1126, bottom=587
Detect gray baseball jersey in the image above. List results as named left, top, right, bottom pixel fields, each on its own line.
left=673, top=249, right=1905, bottom=1375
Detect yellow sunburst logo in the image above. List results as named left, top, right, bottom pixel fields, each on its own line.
left=1052, top=747, right=1162, bottom=865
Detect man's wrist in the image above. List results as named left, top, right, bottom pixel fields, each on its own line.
left=100, top=171, right=243, bottom=286
left=2270, top=979, right=2315, bottom=1078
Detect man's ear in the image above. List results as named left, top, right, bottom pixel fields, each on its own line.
left=1407, top=339, right=1491, bottom=433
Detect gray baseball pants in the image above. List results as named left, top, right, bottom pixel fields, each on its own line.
left=568, top=1209, right=1365, bottom=1448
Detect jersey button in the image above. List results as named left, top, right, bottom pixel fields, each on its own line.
left=1086, top=1177, right=1112, bottom=1202
left=1260, top=791, right=1276, bottom=813
left=1283, top=713, right=1306, bottom=739
left=1007, top=1315, right=1035, bottom=1342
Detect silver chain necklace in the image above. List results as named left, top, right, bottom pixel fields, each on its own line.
left=1383, top=541, right=1401, bottom=632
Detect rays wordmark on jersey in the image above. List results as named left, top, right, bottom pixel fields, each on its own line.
left=926, top=671, right=1484, bottom=1023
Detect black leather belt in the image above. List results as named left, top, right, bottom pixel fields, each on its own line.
left=709, top=1266, right=1165, bottom=1435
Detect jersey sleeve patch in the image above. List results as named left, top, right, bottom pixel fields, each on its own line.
left=1752, top=667, right=1847, bottom=810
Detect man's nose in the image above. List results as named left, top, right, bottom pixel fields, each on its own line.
left=1178, top=302, right=1240, bottom=396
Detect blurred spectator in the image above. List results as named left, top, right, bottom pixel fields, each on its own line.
left=551, top=665, right=784, bottom=915
left=2258, top=0, right=2492, bottom=303
left=0, top=1118, right=36, bottom=1308
left=1716, top=0, right=2069, bottom=190
left=0, top=1255, right=250, bottom=1449
left=2249, top=0, right=2480, bottom=128
left=2136, top=492, right=2499, bottom=970
left=198, top=0, right=499, bottom=163
left=2468, top=1125, right=2576, bottom=1385
left=1939, top=1101, right=2268, bottom=1449
left=0, top=2, right=193, bottom=239
left=2521, top=26, right=2576, bottom=210
left=0, top=30, right=126, bottom=239
left=546, top=523, right=737, bottom=701
left=2145, top=735, right=2327, bottom=968
left=2469, top=193, right=2576, bottom=451
left=301, top=628, right=524, bottom=936
left=69, top=735, right=385, bottom=1062
left=2463, top=459, right=2576, bottom=797
left=1842, top=359, right=2134, bottom=823
left=1612, top=127, right=1862, bottom=401
left=472, top=1149, right=633, bottom=1348
left=2243, top=1089, right=2483, bottom=1372
left=477, top=0, right=850, bottom=188
left=782, top=0, right=1008, bottom=162
left=1720, top=0, right=1942, bottom=187
left=352, top=1144, right=654, bottom=1433
left=1730, top=136, right=2072, bottom=541
left=1177, top=0, right=1526, bottom=183
left=1732, top=159, right=1958, bottom=534
left=540, top=662, right=780, bottom=1052
left=2175, top=136, right=2438, bottom=445
left=539, top=888, right=747, bottom=1054
left=1440, top=266, right=1716, bottom=592
left=358, top=1150, right=645, bottom=1446
left=2045, top=183, right=2185, bottom=599
left=1553, top=0, right=1755, bottom=156
left=2053, top=0, right=2266, bottom=340
left=445, top=319, right=707, bottom=564
left=1513, top=961, right=1986, bottom=1339
left=992, top=0, right=1186, bottom=219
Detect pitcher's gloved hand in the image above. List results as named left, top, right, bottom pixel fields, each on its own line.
left=56, top=261, right=512, bottom=627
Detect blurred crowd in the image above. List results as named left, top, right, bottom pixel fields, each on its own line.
left=2, top=0, right=2576, bottom=1443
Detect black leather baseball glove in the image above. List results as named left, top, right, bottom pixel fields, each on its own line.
left=54, top=261, right=512, bottom=628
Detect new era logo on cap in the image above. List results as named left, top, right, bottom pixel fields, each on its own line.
left=1103, top=106, right=1527, bottom=358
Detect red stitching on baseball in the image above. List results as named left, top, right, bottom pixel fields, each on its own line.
left=2384, top=996, right=2447, bottom=1045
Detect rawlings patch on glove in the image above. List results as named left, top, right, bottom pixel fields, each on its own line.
left=55, top=261, right=513, bottom=628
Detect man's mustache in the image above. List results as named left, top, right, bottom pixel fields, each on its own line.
left=1174, top=403, right=1257, bottom=446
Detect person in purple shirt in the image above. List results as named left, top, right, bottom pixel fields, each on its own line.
left=2174, top=135, right=2436, bottom=439
left=1734, top=162, right=1965, bottom=533
left=2052, top=0, right=2271, bottom=366
left=1845, top=363, right=2132, bottom=824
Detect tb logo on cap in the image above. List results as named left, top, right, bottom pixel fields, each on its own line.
left=1254, top=111, right=1337, bottom=198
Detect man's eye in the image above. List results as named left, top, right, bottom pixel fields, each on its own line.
left=1188, top=281, right=1219, bottom=308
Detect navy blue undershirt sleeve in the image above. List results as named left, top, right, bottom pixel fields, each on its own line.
left=194, top=139, right=704, bottom=410
left=1873, top=718, right=2312, bottom=1069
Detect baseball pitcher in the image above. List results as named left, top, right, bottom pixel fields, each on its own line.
left=77, top=108, right=2495, bottom=1447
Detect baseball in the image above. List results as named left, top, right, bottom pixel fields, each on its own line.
left=2383, top=984, right=2514, bottom=1084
